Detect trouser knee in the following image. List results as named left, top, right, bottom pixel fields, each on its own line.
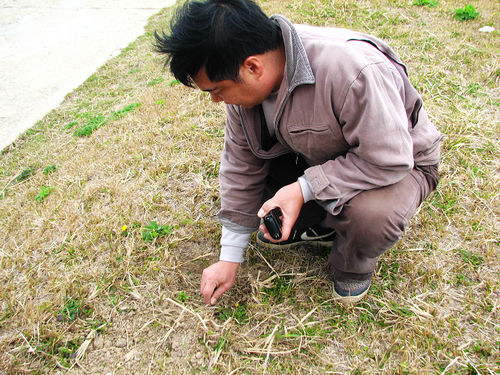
left=328, top=169, right=434, bottom=278
left=339, top=192, right=406, bottom=258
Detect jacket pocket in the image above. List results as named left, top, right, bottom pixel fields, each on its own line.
left=287, top=123, right=344, bottom=164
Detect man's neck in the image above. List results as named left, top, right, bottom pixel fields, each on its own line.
left=267, top=44, right=286, bottom=92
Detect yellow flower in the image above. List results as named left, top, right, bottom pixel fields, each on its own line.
left=121, top=225, right=128, bottom=232
left=235, top=302, right=239, bottom=307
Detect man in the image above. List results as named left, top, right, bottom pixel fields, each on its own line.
left=154, top=0, right=441, bottom=305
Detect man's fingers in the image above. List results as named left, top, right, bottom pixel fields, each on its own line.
left=199, top=278, right=206, bottom=294
left=201, top=281, right=228, bottom=305
left=201, top=281, right=217, bottom=304
left=210, top=283, right=229, bottom=305
left=257, top=199, right=277, bottom=218
left=279, top=216, right=295, bottom=241
left=259, top=224, right=269, bottom=236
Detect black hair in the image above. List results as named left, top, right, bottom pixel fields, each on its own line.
left=154, top=0, right=282, bottom=86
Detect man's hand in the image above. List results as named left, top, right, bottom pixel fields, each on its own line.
left=258, top=181, right=304, bottom=242
left=200, top=261, right=240, bottom=305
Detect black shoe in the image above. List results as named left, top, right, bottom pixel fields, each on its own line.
left=256, top=225, right=335, bottom=250
left=332, top=277, right=371, bottom=304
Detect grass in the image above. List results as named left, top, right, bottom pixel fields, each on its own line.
left=0, top=0, right=498, bottom=373
left=35, top=185, right=53, bottom=203
left=454, top=4, right=480, bottom=21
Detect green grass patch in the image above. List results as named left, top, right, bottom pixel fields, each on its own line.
left=217, top=302, right=250, bottom=324
left=454, top=4, right=479, bottom=21
left=168, top=79, right=181, bottom=86
left=413, top=0, right=438, bottom=7
left=142, top=221, right=173, bottom=242
left=72, top=103, right=141, bottom=137
left=72, top=113, right=108, bottom=137
left=16, top=167, right=35, bottom=182
left=35, top=186, right=53, bottom=202
left=110, top=102, right=141, bottom=120
left=456, top=249, right=484, bottom=268
left=57, top=297, right=91, bottom=322
left=176, top=291, right=190, bottom=302
left=261, top=276, right=293, bottom=303
left=42, top=165, right=56, bottom=175
left=147, top=77, right=165, bottom=86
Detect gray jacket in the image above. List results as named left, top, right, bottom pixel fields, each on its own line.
left=218, top=15, right=441, bottom=230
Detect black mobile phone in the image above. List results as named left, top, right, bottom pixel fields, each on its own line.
left=263, top=207, right=283, bottom=240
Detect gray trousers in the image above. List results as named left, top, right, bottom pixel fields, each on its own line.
left=265, top=154, right=439, bottom=282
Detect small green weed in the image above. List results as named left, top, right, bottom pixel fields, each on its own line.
left=32, top=333, right=82, bottom=368
left=0, top=306, right=14, bottom=328
left=110, top=103, right=141, bottom=120
left=16, top=167, right=35, bottom=182
left=57, top=338, right=81, bottom=367
left=454, top=273, right=475, bottom=286
left=471, top=343, right=492, bottom=358
left=177, top=291, right=190, bottom=302
left=147, top=77, right=164, bottom=86
left=262, top=276, right=293, bottom=303
left=456, top=249, right=484, bottom=268
left=63, top=121, right=78, bottom=130
left=217, top=302, right=250, bottom=324
left=35, top=186, right=53, bottom=202
left=43, top=165, right=56, bottom=175
left=168, top=79, right=180, bottom=87
left=72, top=103, right=140, bottom=137
left=72, top=114, right=108, bottom=137
left=454, top=5, right=479, bottom=21
left=388, top=302, right=416, bottom=318
left=213, top=331, right=229, bottom=355
left=142, top=221, right=173, bottom=242
left=431, top=191, right=457, bottom=214
left=57, top=297, right=91, bottom=322
left=413, top=0, right=438, bottom=7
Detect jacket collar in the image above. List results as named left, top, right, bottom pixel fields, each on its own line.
left=234, top=16, right=315, bottom=159
left=271, top=15, right=315, bottom=92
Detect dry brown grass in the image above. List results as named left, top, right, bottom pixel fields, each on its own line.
left=0, top=0, right=498, bottom=374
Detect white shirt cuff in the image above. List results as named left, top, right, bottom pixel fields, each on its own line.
left=298, top=175, right=315, bottom=203
left=298, top=175, right=339, bottom=215
left=219, top=226, right=251, bottom=263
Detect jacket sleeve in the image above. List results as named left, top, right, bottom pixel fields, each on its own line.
left=217, top=105, right=269, bottom=228
left=304, top=62, right=414, bottom=213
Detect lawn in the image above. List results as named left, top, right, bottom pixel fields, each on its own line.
left=0, top=0, right=498, bottom=373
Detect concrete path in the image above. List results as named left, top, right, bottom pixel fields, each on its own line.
left=0, top=0, right=175, bottom=152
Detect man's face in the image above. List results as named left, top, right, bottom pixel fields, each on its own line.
left=193, top=66, right=271, bottom=109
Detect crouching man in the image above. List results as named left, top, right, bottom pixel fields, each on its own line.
left=154, top=0, right=441, bottom=304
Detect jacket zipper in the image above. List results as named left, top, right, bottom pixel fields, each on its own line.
left=237, top=108, right=289, bottom=160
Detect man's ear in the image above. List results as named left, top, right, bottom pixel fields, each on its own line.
left=241, top=56, right=264, bottom=78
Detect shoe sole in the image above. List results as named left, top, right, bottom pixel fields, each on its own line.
left=332, top=285, right=370, bottom=304
left=256, top=236, right=334, bottom=250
